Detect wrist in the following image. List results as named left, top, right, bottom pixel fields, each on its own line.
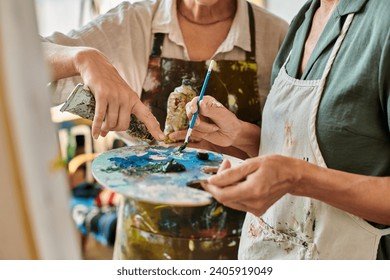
left=287, top=158, right=307, bottom=196
left=288, top=159, right=330, bottom=199
left=233, top=120, right=260, bottom=157
left=72, top=47, right=98, bottom=77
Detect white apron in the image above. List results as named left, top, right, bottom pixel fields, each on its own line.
left=238, top=14, right=390, bottom=260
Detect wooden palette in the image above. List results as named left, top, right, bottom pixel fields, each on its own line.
left=91, top=145, right=241, bottom=206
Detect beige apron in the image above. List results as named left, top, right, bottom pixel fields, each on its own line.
left=238, top=13, right=390, bottom=260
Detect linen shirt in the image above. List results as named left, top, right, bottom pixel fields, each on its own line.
left=271, top=0, right=390, bottom=259
left=45, top=0, right=288, bottom=115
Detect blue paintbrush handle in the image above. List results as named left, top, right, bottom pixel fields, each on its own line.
left=182, top=60, right=215, bottom=147
left=188, top=60, right=214, bottom=130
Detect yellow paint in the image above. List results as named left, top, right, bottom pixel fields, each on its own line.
left=230, top=61, right=257, bottom=72
left=50, top=152, right=67, bottom=172
left=210, top=206, right=224, bottom=217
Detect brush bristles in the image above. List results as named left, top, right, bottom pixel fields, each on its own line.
left=178, top=142, right=188, bottom=153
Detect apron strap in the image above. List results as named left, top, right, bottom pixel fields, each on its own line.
left=246, top=2, right=256, bottom=61
left=319, top=13, right=354, bottom=85
left=282, top=51, right=293, bottom=68
left=150, top=33, right=165, bottom=57
left=309, top=13, right=355, bottom=168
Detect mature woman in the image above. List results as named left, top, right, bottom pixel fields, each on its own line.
left=42, top=0, right=288, bottom=259
left=43, top=0, right=287, bottom=158
left=184, top=0, right=390, bottom=259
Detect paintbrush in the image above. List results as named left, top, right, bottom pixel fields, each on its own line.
left=178, top=59, right=215, bottom=152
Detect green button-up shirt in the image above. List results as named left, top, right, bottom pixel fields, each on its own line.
left=271, top=0, right=390, bottom=259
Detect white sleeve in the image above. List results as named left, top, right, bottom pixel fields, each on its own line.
left=43, top=1, right=155, bottom=104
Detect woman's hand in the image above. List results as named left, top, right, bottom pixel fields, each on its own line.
left=203, top=155, right=390, bottom=225
left=201, top=155, right=300, bottom=216
left=168, top=95, right=260, bottom=157
left=169, top=95, right=242, bottom=146
left=44, top=43, right=164, bottom=140
left=74, top=48, right=164, bottom=140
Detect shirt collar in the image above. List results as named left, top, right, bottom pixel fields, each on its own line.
left=220, top=0, right=251, bottom=53
left=305, top=0, right=368, bottom=20
left=151, top=0, right=251, bottom=54
left=336, top=0, right=368, bottom=17
left=151, top=0, right=175, bottom=33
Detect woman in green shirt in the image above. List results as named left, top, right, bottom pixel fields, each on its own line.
left=172, top=0, right=390, bottom=259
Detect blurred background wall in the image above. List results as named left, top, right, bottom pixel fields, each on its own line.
left=35, top=0, right=308, bottom=37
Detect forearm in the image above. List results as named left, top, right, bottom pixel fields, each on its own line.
left=291, top=161, right=390, bottom=225
left=232, top=120, right=260, bottom=157
left=42, top=42, right=92, bottom=81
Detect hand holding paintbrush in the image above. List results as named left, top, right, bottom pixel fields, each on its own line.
left=178, top=60, right=215, bottom=152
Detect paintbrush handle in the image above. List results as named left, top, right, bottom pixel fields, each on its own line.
left=181, top=60, right=215, bottom=149
left=188, top=60, right=215, bottom=130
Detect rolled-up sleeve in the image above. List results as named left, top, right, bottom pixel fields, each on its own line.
left=43, top=2, right=154, bottom=104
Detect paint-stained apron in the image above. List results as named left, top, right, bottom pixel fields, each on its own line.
left=114, top=3, right=259, bottom=260
left=141, top=3, right=260, bottom=130
left=238, top=13, right=390, bottom=260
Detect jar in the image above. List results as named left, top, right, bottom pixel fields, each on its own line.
left=116, top=198, right=246, bottom=260
left=164, top=79, right=197, bottom=143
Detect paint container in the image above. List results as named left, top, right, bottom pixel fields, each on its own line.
left=164, top=79, right=197, bottom=143
left=116, top=198, right=245, bottom=260
left=60, top=83, right=154, bottom=142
